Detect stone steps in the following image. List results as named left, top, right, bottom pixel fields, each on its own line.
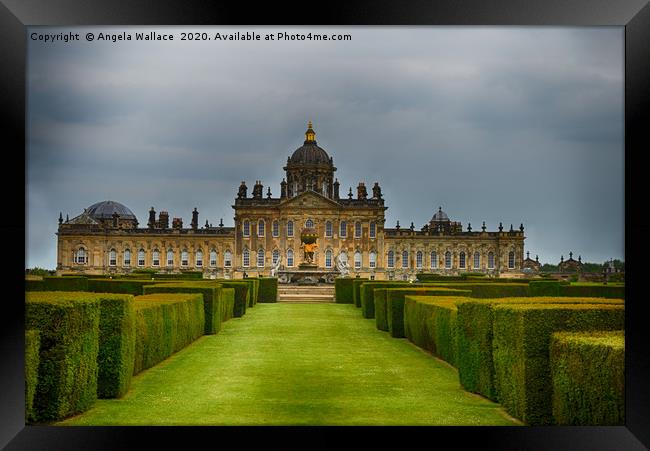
left=277, top=285, right=335, bottom=303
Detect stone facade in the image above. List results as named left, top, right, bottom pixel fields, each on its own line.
left=56, top=123, right=526, bottom=279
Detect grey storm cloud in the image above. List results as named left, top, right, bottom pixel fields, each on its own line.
left=26, top=26, right=624, bottom=269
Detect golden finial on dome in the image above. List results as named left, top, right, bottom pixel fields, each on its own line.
left=305, top=121, right=316, bottom=142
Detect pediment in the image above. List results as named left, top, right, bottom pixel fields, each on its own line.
left=279, top=191, right=341, bottom=210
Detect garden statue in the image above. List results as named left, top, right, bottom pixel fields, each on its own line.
left=270, top=254, right=282, bottom=277
left=336, top=251, right=350, bottom=277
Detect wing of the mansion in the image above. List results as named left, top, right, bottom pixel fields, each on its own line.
left=56, top=122, right=527, bottom=280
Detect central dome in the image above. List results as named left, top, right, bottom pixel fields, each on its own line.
left=288, top=121, right=332, bottom=166
left=86, top=200, right=137, bottom=220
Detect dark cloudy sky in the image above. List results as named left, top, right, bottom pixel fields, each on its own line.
left=26, top=26, right=624, bottom=269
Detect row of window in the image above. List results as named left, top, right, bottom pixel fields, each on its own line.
left=385, top=250, right=516, bottom=269
left=242, top=219, right=377, bottom=239
left=74, top=247, right=233, bottom=268
left=73, top=247, right=516, bottom=270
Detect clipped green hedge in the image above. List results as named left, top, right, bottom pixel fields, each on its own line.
left=258, top=277, right=278, bottom=303
left=220, top=288, right=235, bottom=322
left=25, top=330, right=40, bottom=423
left=374, top=289, right=390, bottom=331
left=404, top=296, right=464, bottom=366
left=359, top=281, right=409, bottom=319
left=493, top=303, right=624, bottom=425
left=334, top=278, right=354, bottom=303
left=352, top=278, right=369, bottom=308
left=133, top=293, right=204, bottom=375
left=560, top=284, right=625, bottom=299
left=386, top=287, right=472, bottom=338
left=25, top=279, right=46, bottom=292
left=40, top=276, right=89, bottom=292
left=456, top=297, right=625, bottom=403
left=87, top=278, right=174, bottom=296
left=216, top=281, right=249, bottom=317
left=550, top=331, right=625, bottom=425
left=529, top=280, right=570, bottom=297
left=143, top=283, right=224, bottom=334
left=96, top=294, right=136, bottom=399
left=25, top=292, right=100, bottom=422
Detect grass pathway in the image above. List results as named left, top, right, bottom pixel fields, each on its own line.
left=59, top=303, right=520, bottom=426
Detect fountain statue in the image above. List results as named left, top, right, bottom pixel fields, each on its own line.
left=336, top=251, right=350, bottom=277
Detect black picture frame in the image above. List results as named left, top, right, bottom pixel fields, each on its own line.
left=3, top=0, right=648, bottom=449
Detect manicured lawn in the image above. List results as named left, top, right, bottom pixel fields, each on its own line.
left=58, top=303, right=520, bottom=426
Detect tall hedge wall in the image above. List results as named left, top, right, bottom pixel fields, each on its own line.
left=529, top=280, right=570, bottom=297
left=40, top=276, right=89, bottom=292
left=492, top=303, right=624, bottom=425
left=258, top=277, right=278, bottom=303
left=359, top=281, right=409, bottom=319
left=386, top=288, right=472, bottom=338
left=221, top=288, right=235, bottom=322
left=133, top=293, right=204, bottom=375
left=352, top=278, right=369, bottom=308
left=25, top=279, right=45, bottom=292
left=25, top=330, right=40, bottom=423
left=550, top=331, right=625, bottom=425
left=87, top=278, right=174, bottom=296
left=403, top=296, right=464, bottom=366
left=374, top=289, right=390, bottom=331
left=96, top=294, right=136, bottom=398
left=143, top=283, right=224, bottom=334
left=456, top=297, right=625, bottom=403
left=25, top=292, right=100, bottom=422
left=334, top=278, right=354, bottom=303
left=560, top=284, right=625, bottom=299
left=215, top=281, right=248, bottom=317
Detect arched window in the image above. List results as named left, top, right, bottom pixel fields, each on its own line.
left=488, top=252, right=495, bottom=269
left=369, top=222, right=376, bottom=239
left=138, top=248, right=146, bottom=267
left=210, top=249, right=217, bottom=267
left=402, top=250, right=409, bottom=268
left=325, top=249, right=333, bottom=268
left=287, top=249, right=294, bottom=267
left=74, top=247, right=87, bottom=265
left=181, top=249, right=188, bottom=266
left=152, top=249, right=160, bottom=267
left=243, top=220, right=250, bottom=237
left=287, top=220, right=294, bottom=237
left=369, top=251, right=377, bottom=269
left=272, top=249, right=280, bottom=265
left=123, top=248, right=131, bottom=267
left=325, top=221, right=332, bottom=237
left=416, top=251, right=423, bottom=268
left=257, top=249, right=265, bottom=267
left=340, top=221, right=347, bottom=238
left=474, top=252, right=480, bottom=269
left=272, top=220, right=279, bottom=237
left=305, top=219, right=314, bottom=228
left=224, top=250, right=232, bottom=267
left=258, top=220, right=265, bottom=237
left=387, top=250, right=394, bottom=268
left=354, top=251, right=362, bottom=269
left=109, top=249, right=116, bottom=266
left=243, top=248, right=250, bottom=267
left=445, top=251, right=452, bottom=269
left=508, top=251, right=515, bottom=269
left=355, top=221, right=362, bottom=238
left=195, top=250, right=203, bottom=267
left=430, top=251, right=437, bottom=269
left=166, top=249, right=173, bottom=267
left=459, top=251, right=466, bottom=269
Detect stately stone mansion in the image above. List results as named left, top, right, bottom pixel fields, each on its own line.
left=56, top=122, right=529, bottom=280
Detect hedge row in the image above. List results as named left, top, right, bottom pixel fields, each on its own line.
left=550, top=331, right=625, bottom=425
left=428, top=283, right=530, bottom=298
left=385, top=288, right=472, bottom=338
left=492, top=303, right=624, bottom=425
left=403, top=296, right=463, bottom=366
left=143, top=283, right=227, bottom=334
left=359, top=281, right=410, bottom=318
left=25, top=292, right=101, bottom=422
left=215, top=281, right=249, bottom=317
left=25, top=330, right=40, bottom=423
left=133, top=294, right=205, bottom=375
left=352, top=278, right=369, bottom=308
left=258, top=277, right=278, bottom=303
left=456, top=297, right=625, bottom=403
left=560, top=284, right=625, bottom=299
left=96, top=294, right=136, bottom=398
left=87, top=278, right=174, bottom=296
left=529, top=280, right=570, bottom=297
left=29, top=276, right=89, bottom=292
left=334, top=278, right=354, bottom=303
